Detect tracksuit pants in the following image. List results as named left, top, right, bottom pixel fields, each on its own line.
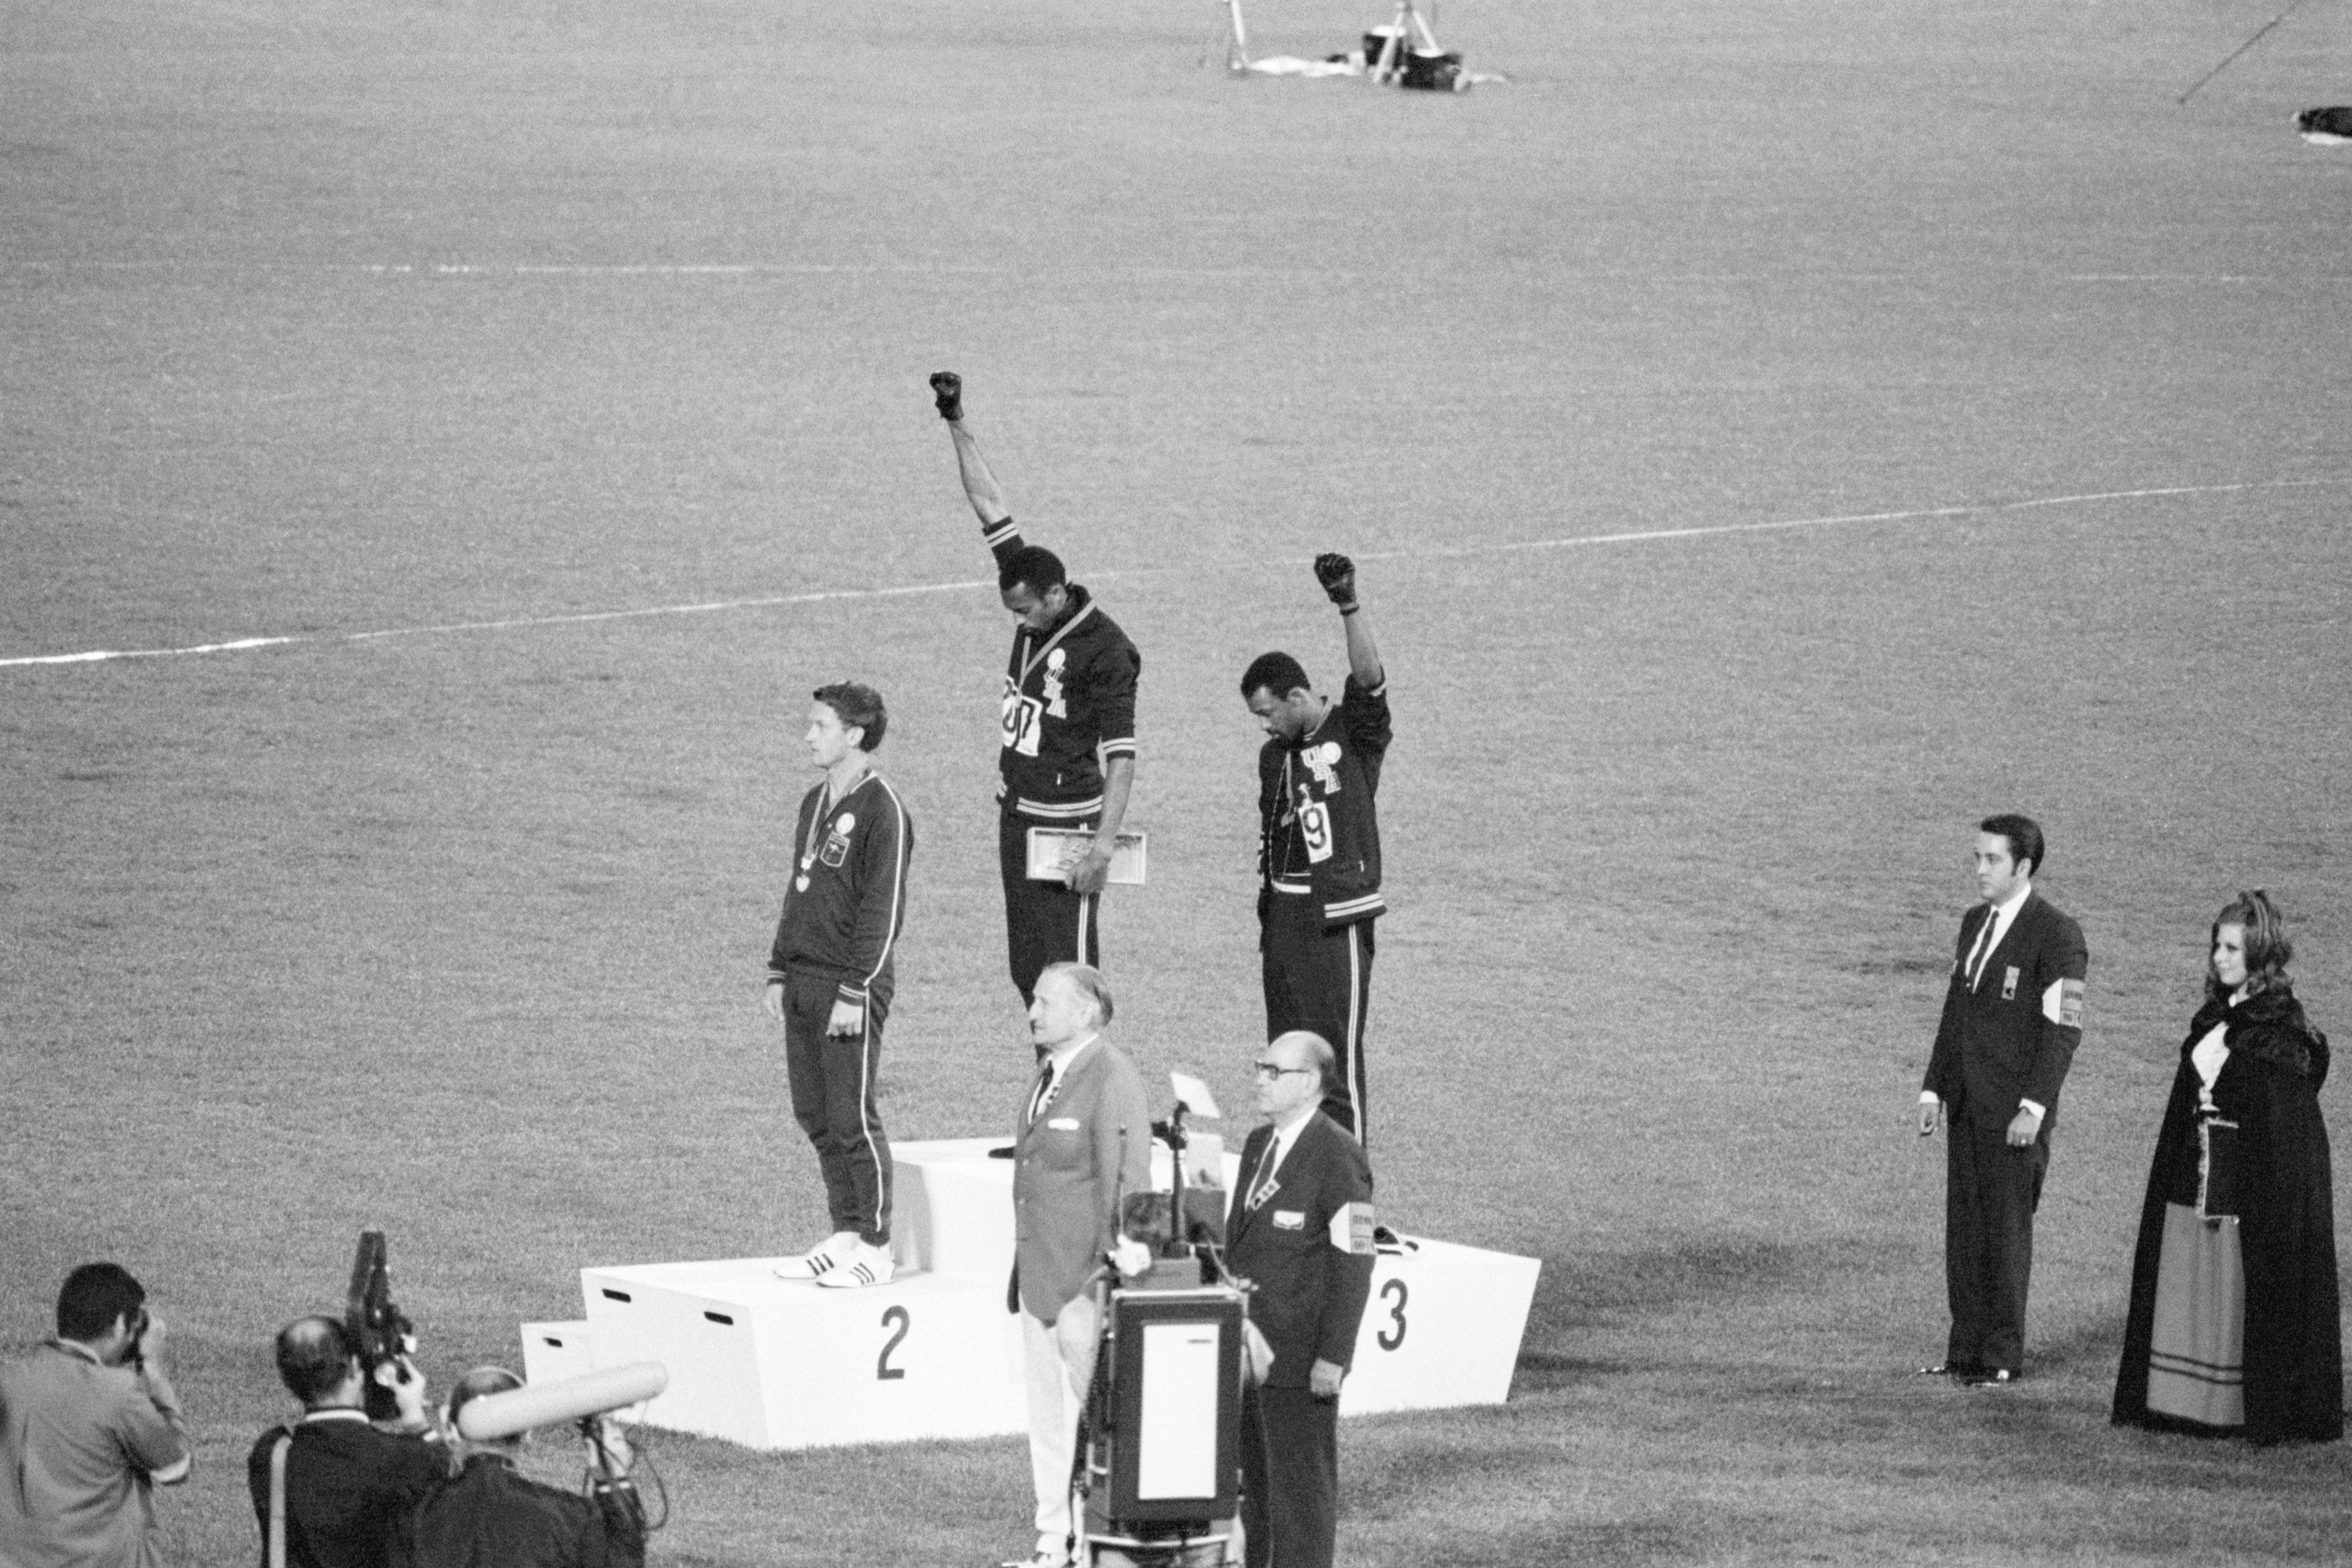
left=780, top=966, right=892, bottom=1246
left=1000, top=811, right=1102, bottom=1004
left=1261, top=893, right=1374, bottom=1141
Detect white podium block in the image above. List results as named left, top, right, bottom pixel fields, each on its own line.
left=892, top=1135, right=1226, bottom=1280
left=568, top=1134, right=1535, bottom=1452
left=893, top=1141, right=1537, bottom=1415
left=519, top=1320, right=595, bottom=1386
left=580, top=1259, right=1024, bottom=1450
left=889, top=1138, right=1013, bottom=1281
left=1338, top=1236, right=1541, bottom=1415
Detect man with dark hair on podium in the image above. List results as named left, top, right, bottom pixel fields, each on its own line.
left=1224, top=1030, right=1376, bottom=1568
left=408, top=1367, right=643, bottom=1568
left=248, top=1316, right=444, bottom=1568
left=1005, top=961, right=1152, bottom=1568
left=1241, top=554, right=1392, bottom=1141
left=931, top=372, right=1142, bottom=1008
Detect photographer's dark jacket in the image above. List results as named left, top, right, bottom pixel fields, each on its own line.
left=983, top=517, right=1141, bottom=823
left=245, top=1411, right=445, bottom=1568
left=407, top=1453, right=643, bottom=1568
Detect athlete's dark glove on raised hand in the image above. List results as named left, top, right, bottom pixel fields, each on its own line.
left=1313, top=552, right=1358, bottom=610
left=929, top=372, right=964, bottom=422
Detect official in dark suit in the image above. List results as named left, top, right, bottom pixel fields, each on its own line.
left=1224, top=1031, right=1376, bottom=1568
left=1917, top=814, right=2089, bottom=1384
left=1007, top=963, right=1152, bottom=1568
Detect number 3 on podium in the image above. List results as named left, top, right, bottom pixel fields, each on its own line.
left=876, top=1305, right=910, bottom=1381
left=1375, top=1279, right=1407, bottom=1351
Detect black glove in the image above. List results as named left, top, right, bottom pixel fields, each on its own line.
left=1313, top=552, right=1358, bottom=609
left=929, top=371, right=964, bottom=422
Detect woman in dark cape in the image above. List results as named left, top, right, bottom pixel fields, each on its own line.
left=2113, top=890, right=2341, bottom=1443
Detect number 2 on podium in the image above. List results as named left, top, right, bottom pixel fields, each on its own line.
left=877, top=1305, right=910, bottom=1381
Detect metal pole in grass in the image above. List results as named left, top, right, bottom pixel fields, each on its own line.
left=2177, top=0, right=2315, bottom=104
left=1203, top=0, right=1248, bottom=70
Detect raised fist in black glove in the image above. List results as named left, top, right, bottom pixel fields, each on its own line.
left=1313, top=551, right=1358, bottom=609
left=929, top=372, right=964, bottom=422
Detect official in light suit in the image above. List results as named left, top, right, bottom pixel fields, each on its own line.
left=1917, top=813, right=2089, bottom=1385
left=1006, top=963, right=1152, bottom=1568
left=1224, top=1031, right=1376, bottom=1568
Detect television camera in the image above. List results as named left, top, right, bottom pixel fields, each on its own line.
left=343, top=1229, right=419, bottom=1424
left=1069, top=1074, right=1256, bottom=1567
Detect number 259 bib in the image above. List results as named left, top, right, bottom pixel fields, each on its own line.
left=1293, top=789, right=1334, bottom=863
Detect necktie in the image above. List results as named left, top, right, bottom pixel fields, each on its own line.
left=1966, top=909, right=1999, bottom=991
left=1028, top=1064, right=1058, bottom=1125
left=1245, top=1137, right=1281, bottom=1210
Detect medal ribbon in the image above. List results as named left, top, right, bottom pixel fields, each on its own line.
left=1014, top=600, right=1097, bottom=691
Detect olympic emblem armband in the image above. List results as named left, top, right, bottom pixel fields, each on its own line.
left=1329, top=1201, right=1377, bottom=1255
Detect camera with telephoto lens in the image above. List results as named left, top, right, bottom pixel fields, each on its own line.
left=343, top=1229, right=419, bottom=1423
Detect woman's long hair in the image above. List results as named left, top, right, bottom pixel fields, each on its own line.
left=2206, top=888, right=2294, bottom=1008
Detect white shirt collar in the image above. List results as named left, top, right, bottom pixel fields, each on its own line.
left=300, top=1407, right=372, bottom=1426
left=1263, top=1107, right=1317, bottom=1176
left=1043, top=1032, right=1098, bottom=1081
left=1982, top=880, right=2032, bottom=945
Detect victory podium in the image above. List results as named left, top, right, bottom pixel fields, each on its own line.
left=582, top=1259, right=1023, bottom=1448
left=530, top=1136, right=1540, bottom=1451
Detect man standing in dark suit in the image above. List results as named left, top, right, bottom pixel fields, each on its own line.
left=1224, top=1030, right=1376, bottom=1568
left=1917, top=814, right=2089, bottom=1386
left=1007, top=963, right=1152, bottom=1568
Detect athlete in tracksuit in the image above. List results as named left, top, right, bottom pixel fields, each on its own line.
left=1243, top=555, right=1391, bottom=1141
left=765, top=684, right=914, bottom=1288
left=931, top=372, right=1143, bottom=1006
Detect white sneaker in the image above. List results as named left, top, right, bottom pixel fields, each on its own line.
left=774, top=1231, right=857, bottom=1280
left=814, top=1239, right=895, bottom=1289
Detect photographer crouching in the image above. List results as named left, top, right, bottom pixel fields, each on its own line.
left=248, top=1317, right=445, bottom=1568
left=408, top=1367, right=645, bottom=1568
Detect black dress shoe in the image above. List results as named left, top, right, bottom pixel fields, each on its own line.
left=1915, top=1362, right=1976, bottom=1378
left=1964, top=1367, right=2018, bottom=1387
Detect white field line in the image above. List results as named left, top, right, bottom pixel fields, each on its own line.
left=10, top=262, right=2346, bottom=284
left=3, top=478, right=2342, bottom=670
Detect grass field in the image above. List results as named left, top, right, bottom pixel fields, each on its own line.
left=6, top=0, right=2351, bottom=1562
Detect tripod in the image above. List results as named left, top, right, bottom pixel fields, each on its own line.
left=1367, top=0, right=1442, bottom=82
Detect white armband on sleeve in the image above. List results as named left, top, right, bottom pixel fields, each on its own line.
left=2043, top=978, right=2084, bottom=1028
left=1329, top=1202, right=1376, bottom=1255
